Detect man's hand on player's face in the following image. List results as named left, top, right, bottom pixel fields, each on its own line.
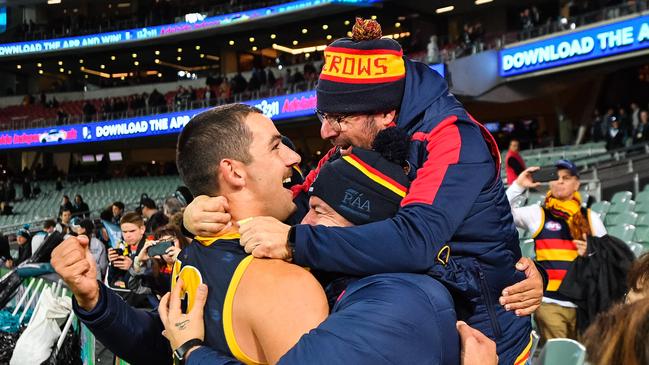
left=239, top=217, right=292, bottom=260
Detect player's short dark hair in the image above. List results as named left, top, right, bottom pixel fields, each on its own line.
left=112, top=201, right=125, bottom=210
left=43, top=219, right=56, bottom=229
left=177, top=104, right=261, bottom=197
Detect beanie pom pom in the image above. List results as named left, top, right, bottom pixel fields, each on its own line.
left=372, top=127, right=410, bottom=167
left=351, top=17, right=382, bottom=41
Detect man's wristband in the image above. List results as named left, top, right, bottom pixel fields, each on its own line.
left=287, top=226, right=296, bottom=261
left=174, top=338, right=204, bottom=364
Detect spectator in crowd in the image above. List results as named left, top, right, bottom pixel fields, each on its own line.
left=606, top=119, right=625, bottom=150
left=141, top=197, right=169, bottom=234
left=131, top=225, right=184, bottom=300
left=632, top=110, right=649, bottom=144
left=73, top=194, right=90, bottom=218
left=0, top=201, right=13, bottom=215
left=630, top=102, right=641, bottom=131
left=505, top=138, right=526, bottom=185
left=163, top=196, right=184, bottom=219
left=15, top=227, right=32, bottom=266
left=56, top=207, right=73, bottom=235
left=31, top=219, right=56, bottom=255
left=22, top=177, right=31, bottom=200
left=56, top=108, right=68, bottom=125
left=582, top=299, right=649, bottom=365
left=0, top=233, right=12, bottom=268
left=507, top=161, right=606, bottom=344
left=111, top=201, right=125, bottom=225
left=72, top=219, right=108, bottom=280
left=618, top=106, right=632, bottom=138
left=108, top=212, right=148, bottom=306
left=59, top=195, right=73, bottom=217
left=83, top=100, right=97, bottom=122
left=55, top=177, right=64, bottom=191
left=625, top=252, right=649, bottom=304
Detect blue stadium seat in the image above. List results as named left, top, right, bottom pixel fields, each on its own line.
left=605, top=211, right=638, bottom=226
left=537, top=339, right=586, bottom=365
left=611, top=191, right=633, bottom=204
left=636, top=190, right=649, bottom=203
left=590, top=201, right=611, bottom=218
left=635, top=201, right=649, bottom=214
left=607, top=225, right=636, bottom=244
left=636, top=214, right=649, bottom=227
left=634, top=226, right=649, bottom=243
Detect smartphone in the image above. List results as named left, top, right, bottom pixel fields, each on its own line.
left=147, top=240, right=174, bottom=257
left=532, top=168, right=558, bottom=183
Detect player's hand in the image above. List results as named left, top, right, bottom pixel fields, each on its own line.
left=239, top=217, right=292, bottom=260
left=457, top=321, right=497, bottom=365
left=160, top=278, right=208, bottom=351
left=51, top=235, right=99, bottom=311
left=112, top=255, right=133, bottom=270
left=515, top=166, right=542, bottom=189
left=183, top=195, right=232, bottom=237
left=499, top=257, right=543, bottom=316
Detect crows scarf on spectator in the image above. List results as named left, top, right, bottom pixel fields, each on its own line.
left=544, top=191, right=591, bottom=240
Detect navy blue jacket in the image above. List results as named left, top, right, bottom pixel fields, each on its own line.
left=292, top=59, right=532, bottom=363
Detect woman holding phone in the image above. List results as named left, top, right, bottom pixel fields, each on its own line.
left=131, top=224, right=187, bottom=301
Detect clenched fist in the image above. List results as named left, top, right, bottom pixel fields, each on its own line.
left=51, top=235, right=100, bottom=311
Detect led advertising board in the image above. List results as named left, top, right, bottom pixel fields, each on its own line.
left=0, top=0, right=377, bottom=58
left=499, top=14, right=649, bottom=77
left=0, top=91, right=317, bottom=150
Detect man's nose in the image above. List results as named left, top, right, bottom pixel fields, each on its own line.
left=320, top=121, right=338, bottom=140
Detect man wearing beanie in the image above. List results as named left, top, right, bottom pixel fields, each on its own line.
left=15, top=226, right=32, bottom=266
left=185, top=18, right=542, bottom=364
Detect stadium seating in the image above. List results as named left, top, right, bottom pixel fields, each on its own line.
left=611, top=191, right=633, bottom=204
left=537, top=338, right=586, bottom=365
left=606, top=211, right=638, bottom=226
left=607, top=225, right=637, bottom=243
left=0, top=176, right=181, bottom=231
left=590, top=201, right=611, bottom=218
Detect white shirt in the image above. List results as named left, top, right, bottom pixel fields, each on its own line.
left=506, top=182, right=607, bottom=307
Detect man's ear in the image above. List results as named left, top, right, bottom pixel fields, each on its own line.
left=375, top=110, right=398, bottom=128
left=219, top=159, right=246, bottom=188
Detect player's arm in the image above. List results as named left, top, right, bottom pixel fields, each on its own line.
left=241, top=259, right=329, bottom=365
left=73, top=282, right=173, bottom=365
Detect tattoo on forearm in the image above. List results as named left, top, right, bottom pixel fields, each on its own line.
left=175, top=320, right=190, bottom=330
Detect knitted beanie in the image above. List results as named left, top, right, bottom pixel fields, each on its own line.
left=317, top=18, right=406, bottom=114
left=308, top=146, right=409, bottom=225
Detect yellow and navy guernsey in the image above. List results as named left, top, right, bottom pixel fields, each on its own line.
left=533, top=205, right=594, bottom=301
left=171, top=233, right=263, bottom=365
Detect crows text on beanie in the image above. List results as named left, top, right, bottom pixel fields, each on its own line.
left=317, top=18, right=406, bottom=114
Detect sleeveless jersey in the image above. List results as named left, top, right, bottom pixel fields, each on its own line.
left=171, top=233, right=264, bottom=365
left=533, top=207, right=592, bottom=302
